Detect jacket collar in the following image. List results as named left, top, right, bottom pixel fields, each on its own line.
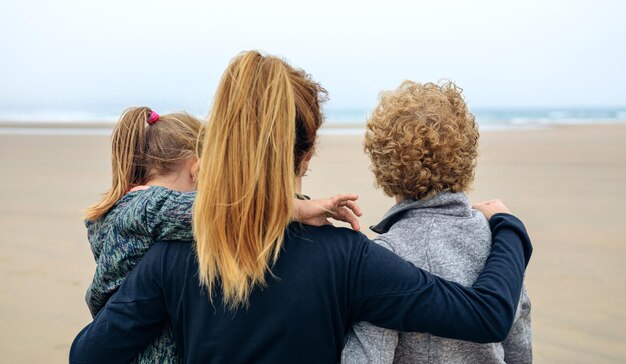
left=370, top=191, right=472, bottom=234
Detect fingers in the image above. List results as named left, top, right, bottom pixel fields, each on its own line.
left=338, top=199, right=363, bottom=217
left=330, top=193, right=359, bottom=204
left=472, top=199, right=499, bottom=208
left=328, top=194, right=361, bottom=230
left=329, top=206, right=361, bottom=231
left=328, top=194, right=359, bottom=209
left=472, top=199, right=496, bottom=208
left=326, top=194, right=362, bottom=216
left=471, top=199, right=511, bottom=220
left=296, top=193, right=362, bottom=230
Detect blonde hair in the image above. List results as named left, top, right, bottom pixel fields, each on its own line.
left=193, top=51, right=326, bottom=309
left=364, top=80, right=479, bottom=200
left=85, top=107, right=203, bottom=221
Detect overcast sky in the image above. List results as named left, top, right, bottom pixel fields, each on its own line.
left=1, top=0, right=625, bottom=116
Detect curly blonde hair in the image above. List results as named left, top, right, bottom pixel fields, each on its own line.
left=364, top=80, right=479, bottom=201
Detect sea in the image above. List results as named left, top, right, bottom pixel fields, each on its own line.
left=1, top=107, right=625, bottom=135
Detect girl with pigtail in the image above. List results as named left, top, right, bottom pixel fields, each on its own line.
left=84, top=106, right=362, bottom=363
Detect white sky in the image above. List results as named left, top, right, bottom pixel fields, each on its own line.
left=1, top=0, right=625, bottom=115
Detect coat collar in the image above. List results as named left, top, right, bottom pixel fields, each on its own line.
left=370, top=191, right=472, bottom=234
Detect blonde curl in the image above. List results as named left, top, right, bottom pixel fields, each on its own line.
left=364, top=80, right=479, bottom=200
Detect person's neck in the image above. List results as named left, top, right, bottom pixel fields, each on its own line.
left=295, top=176, right=302, bottom=195
left=146, top=171, right=193, bottom=192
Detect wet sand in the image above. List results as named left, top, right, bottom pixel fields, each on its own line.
left=0, top=124, right=625, bottom=363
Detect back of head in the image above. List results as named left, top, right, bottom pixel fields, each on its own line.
left=85, top=107, right=203, bottom=221
left=364, top=80, right=479, bottom=201
left=193, top=50, right=326, bottom=309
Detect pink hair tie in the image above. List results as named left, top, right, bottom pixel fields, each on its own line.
left=147, top=111, right=160, bottom=125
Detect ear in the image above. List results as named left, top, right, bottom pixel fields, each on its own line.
left=298, top=151, right=314, bottom=177
left=190, top=158, right=200, bottom=183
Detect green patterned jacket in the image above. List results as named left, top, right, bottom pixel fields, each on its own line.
left=86, top=186, right=195, bottom=364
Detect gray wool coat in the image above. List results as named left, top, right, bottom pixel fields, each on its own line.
left=341, top=191, right=532, bottom=364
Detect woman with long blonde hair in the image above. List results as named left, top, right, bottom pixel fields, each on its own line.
left=71, top=51, right=532, bottom=363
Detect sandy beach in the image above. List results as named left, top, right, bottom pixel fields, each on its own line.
left=0, top=124, right=625, bottom=363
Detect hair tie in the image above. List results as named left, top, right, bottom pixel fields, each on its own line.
left=147, top=111, right=160, bottom=125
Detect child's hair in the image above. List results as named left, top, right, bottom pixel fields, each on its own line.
left=85, top=107, right=203, bottom=221
left=364, top=80, right=479, bottom=201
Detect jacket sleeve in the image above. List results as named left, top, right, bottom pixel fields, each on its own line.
left=145, top=190, right=195, bottom=241
left=350, top=213, right=532, bottom=343
left=70, top=244, right=169, bottom=364
left=502, top=284, right=532, bottom=363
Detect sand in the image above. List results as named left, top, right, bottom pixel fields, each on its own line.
left=0, top=124, right=625, bottom=363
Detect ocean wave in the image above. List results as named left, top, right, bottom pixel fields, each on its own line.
left=2, top=108, right=626, bottom=135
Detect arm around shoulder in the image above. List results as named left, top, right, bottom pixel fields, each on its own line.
left=70, top=243, right=171, bottom=363
left=349, top=213, right=532, bottom=343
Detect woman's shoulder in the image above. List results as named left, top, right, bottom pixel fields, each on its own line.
left=141, top=240, right=195, bottom=270
left=150, top=240, right=195, bottom=255
left=285, top=223, right=372, bottom=256
left=288, top=223, right=369, bottom=240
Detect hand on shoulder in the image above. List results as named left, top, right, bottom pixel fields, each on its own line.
left=293, top=194, right=363, bottom=231
left=472, top=199, right=511, bottom=220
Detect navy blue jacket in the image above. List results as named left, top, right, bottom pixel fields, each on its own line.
left=70, top=213, right=532, bottom=363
